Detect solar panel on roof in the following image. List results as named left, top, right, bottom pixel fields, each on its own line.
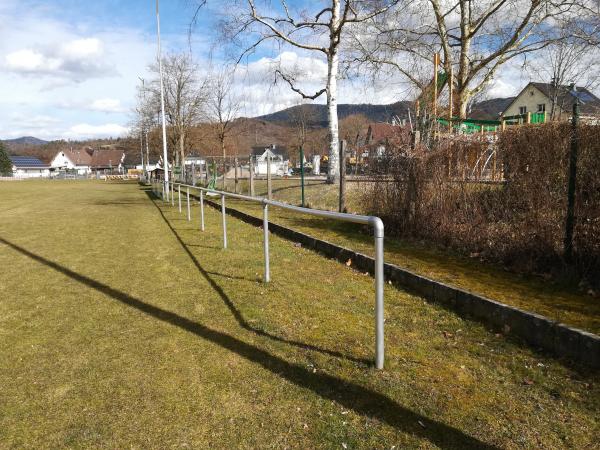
left=9, top=156, right=48, bottom=168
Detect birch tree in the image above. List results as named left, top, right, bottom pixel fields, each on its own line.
left=350, top=0, right=588, bottom=118
left=218, top=0, right=402, bottom=183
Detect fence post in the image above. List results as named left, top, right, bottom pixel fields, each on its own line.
left=373, top=218, right=385, bottom=370
left=249, top=155, right=255, bottom=197
left=199, top=190, right=205, bottom=231
left=263, top=202, right=270, bottom=282
left=267, top=155, right=272, bottom=200
left=171, top=182, right=174, bottom=206
left=234, top=157, right=239, bottom=194
left=564, top=99, right=579, bottom=263
left=221, top=194, right=227, bottom=249
left=178, top=185, right=181, bottom=213
left=300, top=145, right=305, bottom=207
left=186, top=187, right=191, bottom=221
left=339, top=140, right=347, bottom=213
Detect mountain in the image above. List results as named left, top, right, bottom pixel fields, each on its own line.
left=254, top=101, right=414, bottom=126
left=2, top=136, right=48, bottom=146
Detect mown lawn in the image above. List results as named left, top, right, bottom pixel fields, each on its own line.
left=223, top=177, right=600, bottom=335
left=0, top=180, right=598, bottom=449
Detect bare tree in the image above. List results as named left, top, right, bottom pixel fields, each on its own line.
left=147, top=53, right=207, bottom=176
left=205, top=68, right=244, bottom=187
left=350, top=0, right=588, bottom=118
left=215, top=0, right=401, bottom=184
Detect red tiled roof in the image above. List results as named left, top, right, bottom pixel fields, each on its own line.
left=62, top=148, right=92, bottom=166
left=90, top=149, right=125, bottom=168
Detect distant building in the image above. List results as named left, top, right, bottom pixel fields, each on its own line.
left=50, top=148, right=92, bottom=175
left=502, top=82, right=600, bottom=122
left=90, top=149, right=125, bottom=174
left=251, top=145, right=289, bottom=176
left=9, top=156, right=50, bottom=178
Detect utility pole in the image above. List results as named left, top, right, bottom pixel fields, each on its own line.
left=156, top=0, right=169, bottom=200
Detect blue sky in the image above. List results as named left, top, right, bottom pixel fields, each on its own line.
left=0, top=0, right=535, bottom=141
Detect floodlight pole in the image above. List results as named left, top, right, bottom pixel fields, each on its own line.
left=156, top=0, right=169, bottom=200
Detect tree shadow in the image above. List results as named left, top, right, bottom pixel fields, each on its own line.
left=0, top=235, right=498, bottom=449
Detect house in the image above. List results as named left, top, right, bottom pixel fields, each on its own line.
left=10, top=156, right=50, bottom=178
left=50, top=148, right=92, bottom=175
left=90, top=149, right=126, bottom=174
left=251, top=145, right=289, bottom=176
left=502, top=82, right=600, bottom=122
left=358, top=123, right=407, bottom=158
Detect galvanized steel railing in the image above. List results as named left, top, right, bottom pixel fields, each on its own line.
left=152, top=180, right=385, bottom=369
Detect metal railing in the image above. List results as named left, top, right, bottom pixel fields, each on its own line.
left=157, top=180, right=385, bottom=370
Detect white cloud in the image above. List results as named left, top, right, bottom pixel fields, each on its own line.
left=63, top=123, right=129, bottom=139
left=89, top=98, right=125, bottom=113
left=4, top=37, right=112, bottom=81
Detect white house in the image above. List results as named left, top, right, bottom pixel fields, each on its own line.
left=502, top=82, right=600, bottom=122
left=252, top=145, right=289, bottom=176
left=50, top=148, right=92, bottom=175
left=10, top=156, right=50, bottom=178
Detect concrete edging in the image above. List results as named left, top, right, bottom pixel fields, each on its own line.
left=201, top=196, right=599, bottom=369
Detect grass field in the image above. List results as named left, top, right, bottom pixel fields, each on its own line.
left=223, top=177, right=600, bottom=334
left=0, top=180, right=598, bottom=448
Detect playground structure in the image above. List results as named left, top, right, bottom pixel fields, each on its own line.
left=150, top=179, right=386, bottom=370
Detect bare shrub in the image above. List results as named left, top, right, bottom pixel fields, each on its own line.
left=363, top=123, right=600, bottom=284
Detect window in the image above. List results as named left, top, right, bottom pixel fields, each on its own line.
left=537, top=103, right=546, bottom=113
left=519, top=106, right=527, bottom=115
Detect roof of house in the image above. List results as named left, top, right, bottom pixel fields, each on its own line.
left=506, top=82, right=600, bottom=116
left=365, top=123, right=403, bottom=144
left=251, top=145, right=289, bottom=159
left=90, top=149, right=125, bottom=168
left=60, top=148, right=92, bottom=166
left=10, top=155, right=49, bottom=169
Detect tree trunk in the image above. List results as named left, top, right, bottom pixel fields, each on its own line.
left=326, top=49, right=340, bottom=184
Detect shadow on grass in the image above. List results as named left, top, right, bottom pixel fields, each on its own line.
left=143, top=188, right=370, bottom=366
left=0, top=234, right=497, bottom=450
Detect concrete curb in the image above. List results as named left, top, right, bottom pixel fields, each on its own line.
left=201, top=196, right=599, bottom=369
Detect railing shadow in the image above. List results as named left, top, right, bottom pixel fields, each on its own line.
left=0, top=234, right=498, bottom=449
left=143, top=188, right=370, bottom=366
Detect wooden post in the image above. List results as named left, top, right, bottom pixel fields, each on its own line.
left=448, top=65, right=453, bottom=133
left=339, top=140, right=347, bottom=213
left=526, top=111, right=531, bottom=124
left=249, top=155, right=255, bottom=196
left=222, top=158, right=226, bottom=190
left=267, top=154, right=272, bottom=200
left=234, top=157, right=239, bottom=194
left=433, top=53, right=439, bottom=118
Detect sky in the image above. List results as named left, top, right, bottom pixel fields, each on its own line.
left=0, top=0, right=533, bottom=141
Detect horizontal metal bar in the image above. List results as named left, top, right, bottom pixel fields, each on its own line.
left=174, top=183, right=382, bottom=234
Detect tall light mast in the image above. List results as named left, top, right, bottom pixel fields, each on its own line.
left=156, top=0, right=169, bottom=199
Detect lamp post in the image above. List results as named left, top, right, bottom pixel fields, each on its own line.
left=156, top=0, right=169, bottom=200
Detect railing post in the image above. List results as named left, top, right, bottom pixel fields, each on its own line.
left=221, top=194, right=227, bottom=249
left=186, top=187, right=191, bottom=221
left=267, top=155, right=272, bottom=200
left=263, top=202, right=270, bottom=283
left=199, top=190, right=205, bottom=231
left=249, top=155, right=255, bottom=197
left=178, top=185, right=181, bottom=213
left=372, top=218, right=385, bottom=370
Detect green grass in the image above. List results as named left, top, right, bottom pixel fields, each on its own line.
left=223, top=178, right=600, bottom=335
left=0, top=180, right=598, bottom=448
